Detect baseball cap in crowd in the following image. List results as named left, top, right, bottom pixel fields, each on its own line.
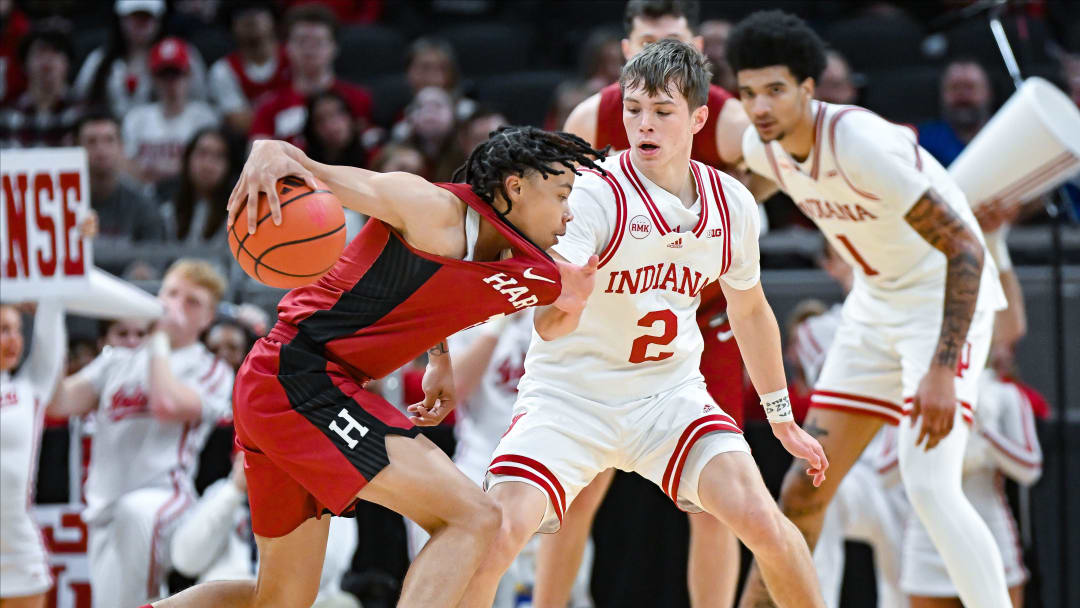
left=115, top=0, right=165, bottom=17
left=149, top=38, right=190, bottom=74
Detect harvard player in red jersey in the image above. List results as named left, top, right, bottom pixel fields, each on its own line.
left=150, top=127, right=605, bottom=608
left=541, top=2, right=759, bottom=606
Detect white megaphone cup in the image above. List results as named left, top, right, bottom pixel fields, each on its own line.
left=949, top=77, right=1080, bottom=209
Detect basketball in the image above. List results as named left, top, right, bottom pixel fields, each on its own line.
left=228, top=176, right=347, bottom=289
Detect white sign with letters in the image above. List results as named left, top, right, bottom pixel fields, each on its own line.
left=0, top=147, right=93, bottom=300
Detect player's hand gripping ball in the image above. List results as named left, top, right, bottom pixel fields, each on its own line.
left=228, top=176, right=347, bottom=288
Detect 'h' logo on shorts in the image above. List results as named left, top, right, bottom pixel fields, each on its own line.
left=329, top=408, right=369, bottom=449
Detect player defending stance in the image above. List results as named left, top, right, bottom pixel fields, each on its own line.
left=549, top=3, right=759, bottom=603
left=151, top=127, right=605, bottom=608
left=728, top=11, right=1012, bottom=608
left=459, top=40, right=828, bottom=608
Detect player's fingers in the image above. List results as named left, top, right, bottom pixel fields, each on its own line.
left=301, top=169, right=319, bottom=192
left=227, top=176, right=245, bottom=226
left=584, top=255, right=600, bottom=272
left=246, top=184, right=260, bottom=234
left=268, top=179, right=282, bottom=226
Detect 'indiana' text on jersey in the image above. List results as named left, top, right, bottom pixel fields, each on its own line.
left=796, top=199, right=878, bottom=222
left=604, top=263, right=708, bottom=297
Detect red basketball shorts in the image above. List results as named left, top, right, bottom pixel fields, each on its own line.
left=698, top=309, right=745, bottom=426
left=233, top=328, right=419, bottom=538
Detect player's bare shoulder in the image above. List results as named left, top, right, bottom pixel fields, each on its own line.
left=371, top=171, right=466, bottom=256
left=562, top=91, right=602, bottom=144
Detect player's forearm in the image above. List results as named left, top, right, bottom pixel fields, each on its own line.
left=297, top=153, right=408, bottom=229
left=533, top=305, right=581, bottom=341
left=148, top=333, right=204, bottom=422
left=981, top=425, right=1043, bottom=485
left=26, top=300, right=67, bottom=401
left=726, top=286, right=786, bottom=395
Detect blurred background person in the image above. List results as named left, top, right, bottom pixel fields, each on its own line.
left=456, top=107, right=507, bottom=158
left=816, top=49, right=858, bottom=105
left=49, top=260, right=233, bottom=608
left=160, top=127, right=239, bottom=246
left=303, top=89, right=367, bottom=167
left=699, top=19, right=735, bottom=92
left=99, top=318, right=152, bottom=351
left=77, top=112, right=166, bottom=243
left=390, top=85, right=462, bottom=181
left=918, top=58, right=993, bottom=166
left=249, top=3, right=371, bottom=147
left=208, top=1, right=289, bottom=135
left=579, top=28, right=624, bottom=92
left=0, top=301, right=67, bottom=607
left=403, top=37, right=474, bottom=122
left=0, top=22, right=82, bottom=149
left=122, top=37, right=219, bottom=185
left=75, top=0, right=208, bottom=118
left=203, top=318, right=256, bottom=373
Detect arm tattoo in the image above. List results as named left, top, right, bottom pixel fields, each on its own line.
left=905, top=191, right=983, bottom=369
left=428, top=341, right=449, bottom=357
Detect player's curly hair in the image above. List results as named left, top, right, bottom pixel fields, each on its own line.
left=725, top=10, right=827, bottom=84
left=452, top=126, right=608, bottom=215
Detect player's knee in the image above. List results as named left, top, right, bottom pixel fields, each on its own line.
left=727, top=497, right=789, bottom=555
left=468, top=492, right=503, bottom=543
left=901, top=474, right=949, bottom=517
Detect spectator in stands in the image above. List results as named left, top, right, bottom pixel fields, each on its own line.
left=815, top=49, right=858, bottom=105
left=50, top=259, right=233, bottom=608
left=122, top=37, right=219, bottom=184
left=0, top=23, right=83, bottom=149
left=456, top=106, right=507, bottom=158
left=204, top=318, right=256, bottom=372
left=918, top=58, right=993, bottom=166
left=0, top=0, right=30, bottom=105
left=390, top=86, right=462, bottom=181
left=249, top=3, right=371, bottom=147
left=404, top=37, right=475, bottom=122
left=75, top=0, right=209, bottom=118
left=160, top=128, right=238, bottom=246
left=303, top=89, right=367, bottom=166
left=700, top=19, right=736, bottom=91
left=545, top=79, right=594, bottom=131
left=77, top=112, right=166, bottom=242
left=208, top=2, right=290, bottom=135
left=580, top=28, right=624, bottom=91
left=99, top=318, right=151, bottom=350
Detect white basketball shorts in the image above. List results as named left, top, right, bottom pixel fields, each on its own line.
left=810, top=310, right=994, bottom=425
left=0, top=511, right=52, bottom=597
left=485, top=378, right=750, bottom=533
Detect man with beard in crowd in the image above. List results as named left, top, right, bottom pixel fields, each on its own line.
left=918, top=59, right=993, bottom=166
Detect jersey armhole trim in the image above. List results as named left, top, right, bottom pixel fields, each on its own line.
left=828, top=107, right=882, bottom=201
left=706, top=167, right=733, bottom=275
left=579, top=168, right=627, bottom=268
left=763, top=143, right=788, bottom=191
left=690, top=163, right=710, bottom=237
left=809, top=104, right=826, bottom=180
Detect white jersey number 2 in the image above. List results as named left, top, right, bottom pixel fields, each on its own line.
left=629, top=310, right=678, bottom=363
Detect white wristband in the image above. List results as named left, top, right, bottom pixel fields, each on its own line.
left=150, top=331, right=170, bottom=359
left=761, top=388, right=794, bottom=423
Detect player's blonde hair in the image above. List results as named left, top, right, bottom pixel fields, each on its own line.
left=164, top=259, right=227, bottom=304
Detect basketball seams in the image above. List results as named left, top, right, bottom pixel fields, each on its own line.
left=252, top=224, right=347, bottom=280
left=230, top=189, right=333, bottom=254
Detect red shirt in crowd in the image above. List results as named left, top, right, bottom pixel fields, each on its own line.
left=249, top=79, right=372, bottom=148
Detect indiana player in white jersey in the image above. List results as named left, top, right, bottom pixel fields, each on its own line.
left=50, top=259, right=233, bottom=607
left=405, top=311, right=594, bottom=607
left=891, top=364, right=1042, bottom=608
left=458, top=40, right=829, bottom=608
left=0, top=302, right=66, bottom=606
left=728, top=11, right=1011, bottom=608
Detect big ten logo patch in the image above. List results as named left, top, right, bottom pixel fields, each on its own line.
left=628, top=215, right=652, bottom=239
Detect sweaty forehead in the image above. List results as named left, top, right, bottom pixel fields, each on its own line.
left=630, top=15, right=693, bottom=41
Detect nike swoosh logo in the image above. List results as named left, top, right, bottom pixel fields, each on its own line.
left=523, top=267, right=556, bottom=283
left=715, top=329, right=735, bottom=342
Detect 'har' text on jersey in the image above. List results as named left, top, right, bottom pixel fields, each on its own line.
left=483, top=272, right=541, bottom=309
left=603, top=263, right=708, bottom=297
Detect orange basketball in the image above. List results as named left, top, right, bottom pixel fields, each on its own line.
left=228, top=176, right=347, bottom=289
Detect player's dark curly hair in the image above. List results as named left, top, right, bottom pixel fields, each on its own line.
left=452, top=126, right=607, bottom=215
left=726, top=10, right=827, bottom=84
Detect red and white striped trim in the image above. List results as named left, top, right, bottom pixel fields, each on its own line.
left=979, top=390, right=1041, bottom=469
left=620, top=152, right=673, bottom=235
left=689, top=162, right=710, bottom=237
left=810, top=389, right=905, bottom=425
left=198, top=357, right=221, bottom=383
left=828, top=107, right=881, bottom=201
left=809, top=105, right=826, bottom=180
left=579, top=168, right=628, bottom=268
left=994, top=471, right=1030, bottom=582
left=979, top=151, right=1079, bottom=207
left=705, top=167, right=732, bottom=275
left=661, top=414, right=742, bottom=506
left=488, top=454, right=566, bottom=524
left=763, top=144, right=788, bottom=191
left=147, top=470, right=193, bottom=596
left=900, top=397, right=973, bottom=425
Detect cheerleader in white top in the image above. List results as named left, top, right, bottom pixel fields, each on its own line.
left=0, top=302, right=66, bottom=606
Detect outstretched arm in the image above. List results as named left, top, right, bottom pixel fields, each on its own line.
left=904, top=190, right=984, bottom=450
left=722, top=281, right=828, bottom=486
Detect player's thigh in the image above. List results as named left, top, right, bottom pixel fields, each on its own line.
left=357, top=434, right=495, bottom=532
left=253, top=515, right=331, bottom=607
left=485, top=392, right=616, bottom=534
left=788, top=407, right=886, bottom=503
left=562, top=467, right=615, bottom=522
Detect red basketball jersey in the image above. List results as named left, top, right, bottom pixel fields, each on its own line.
left=594, top=82, right=736, bottom=170
left=224, top=47, right=291, bottom=107
left=275, top=183, right=561, bottom=380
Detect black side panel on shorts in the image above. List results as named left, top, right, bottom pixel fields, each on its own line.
left=298, top=234, right=442, bottom=344
left=276, top=343, right=419, bottom=481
